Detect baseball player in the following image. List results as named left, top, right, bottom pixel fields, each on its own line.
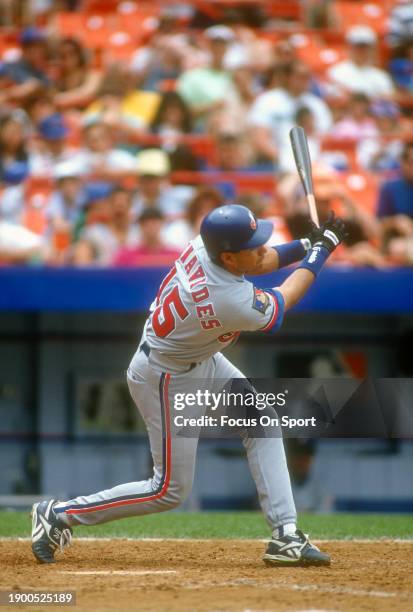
left=31, top=204, right=346, bottom=566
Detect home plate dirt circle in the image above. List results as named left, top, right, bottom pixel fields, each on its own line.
left=2, top=539, right=412, bottom=611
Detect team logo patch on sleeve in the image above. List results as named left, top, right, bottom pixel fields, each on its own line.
left=252, top=288, right=270, bottom=314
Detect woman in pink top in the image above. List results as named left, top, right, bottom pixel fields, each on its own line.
left=113, top=208, right=180, bottom=267
left=329, top=93, right=378, bottom=141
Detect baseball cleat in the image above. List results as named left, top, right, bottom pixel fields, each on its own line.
left=31, top=499, right=72, bottom=564
left=263, top=529, right=331, bottom=566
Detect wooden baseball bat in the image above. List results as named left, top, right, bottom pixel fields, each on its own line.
left=289, top=126, right=320, bottom=228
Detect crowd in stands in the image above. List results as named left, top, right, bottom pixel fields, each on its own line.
left=0, top=0, right=413, bottom=267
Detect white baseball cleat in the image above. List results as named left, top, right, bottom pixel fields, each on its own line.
left=31, top=499, right=72, bottom=564
left=263, top=529, right=331, bottom=566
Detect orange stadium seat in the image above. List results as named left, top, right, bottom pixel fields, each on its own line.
left=53, top=13, right=86, bottom=37
left=104, top=30, right=136, bottom=62
left=83, top=0, right=120, bottom=13
left=290, top=32, right=345, bottom=75
left=341, top=171, right=379, bottom=215
left=266, top=1, right=301, bottom=21
left=335, top=1, right=388, bottom=35
left=322, top=137, right=358, bottom=171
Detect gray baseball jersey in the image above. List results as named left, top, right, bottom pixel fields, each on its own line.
left=142, top=235, right=284, bottom=365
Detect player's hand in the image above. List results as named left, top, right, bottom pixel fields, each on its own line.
left=307, top=211, right=348, bottom=253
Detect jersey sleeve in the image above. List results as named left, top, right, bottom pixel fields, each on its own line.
left=227, top=284, right=285, bottom=334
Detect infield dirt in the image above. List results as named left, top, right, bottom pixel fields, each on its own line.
left=1, top=539, right=412, bottom=611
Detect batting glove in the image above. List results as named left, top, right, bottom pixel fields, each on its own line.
left=307, top=211, right=348, bottom=253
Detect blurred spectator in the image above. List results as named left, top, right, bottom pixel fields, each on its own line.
left=177, top=25, right=242, bottom=130
left=150, top=91, right=198, bottom=171
left=212, top=131, right=252, bottom=171
left=114, top=208, right=180, bottom=267
left=29, top=113, right=77, bottom=177
left=237, top=191, right=268, bottom=219
left=24, top=90, right=56, bottom=125
left=222, top=8, right=273, bottom=75
left=151, top=91, right=193, bottom=136
left=327, top=26, right=394, bottom=99
left=0, top=221, right=45, bottom=264
left=162, top=186, right=222, bottom=250
left=73, top=184, right=139, bottom=266
left=46, top=159, right=85, bottom=235
left=378, top=142, right=413, bottom=265
left=133, top=148, right=194, bottom=220
left=389, top=38, right=413, bottom=93
left=273, top=40, right=297, bottom=68
left=357, top=101, right=403, bottom=172
left=387, top=0, right=413, bottom=48
left=279, top=167, right=384, bottom=266
left=84, top=66, right=159, bottom=136
left=0, top=112, right=30, bottom=181
left=262, top=61, right=290, bottom=93
left=129, top=14, right=191, bottom=92
left=303, top=0, right=338, bottom=29
left=77, top=122, right=136, bottom=178
left=54, top=38, right=102, bottom=111
left=294, top=106, right=343, bottom=172
left=0, top=27, right=50, bottom=106
left=0, top=160, right=29, bottom=224
left=329, top=93, right=378, bottom=141
left=292, top=106, right=347, bottom=173
left=248, top=61, right=332, bottom=172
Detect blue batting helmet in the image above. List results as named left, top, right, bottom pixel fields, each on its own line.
left=200, top=204, right=273, bottom=262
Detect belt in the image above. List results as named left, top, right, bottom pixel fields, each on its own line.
left=140, top=341, right=199, bottom=372
left=140, top=341, right=151, bottom=358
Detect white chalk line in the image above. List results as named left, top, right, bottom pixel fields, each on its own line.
left=60, top=570, right=177, bottom=576
left=182, top=579, right=412, bottom=599
left=292, top=609, right=336, bottom=612
left=2, top=537, right=412, bottom=543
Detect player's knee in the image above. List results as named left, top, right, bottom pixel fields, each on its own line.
left=165, top=478, right=192, bottom=508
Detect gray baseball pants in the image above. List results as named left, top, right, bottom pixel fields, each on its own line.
left=55, top=348, right=297, bottom=532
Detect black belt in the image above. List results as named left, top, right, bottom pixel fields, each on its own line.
left=140, top=341, right=151, bottom=357
left=140, top=341, right=199, bottom=372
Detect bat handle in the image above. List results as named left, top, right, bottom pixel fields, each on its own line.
left=306, top=194, right=320, bottom=228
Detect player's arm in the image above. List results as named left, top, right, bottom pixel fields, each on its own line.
left=254, top=219, right=334, bottom=274
left=277, top=212, right=347, bottom=311
left=254, top=213, right=347, bottom=332
left=253, top=239, right=312, bottom=275
left=236, top=214, right=346, bottom=334
left=252, top=215, right=345, bottom=275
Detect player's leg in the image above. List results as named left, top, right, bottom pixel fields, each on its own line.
left=212, top=353, right=297, bottom=531
left=212, top=353, right=330, bottom=566
left=55, top=352, right=199, bottom=525
left=31, top=349, right=199, bottom=562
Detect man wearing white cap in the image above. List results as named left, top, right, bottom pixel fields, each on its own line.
left=132, top=149, right=194, bottom=220
left=327, top=25, right=394, bottom=98
left=46, top=159, right=86, bottom=235
left=177, top=25, right=241, bottom=127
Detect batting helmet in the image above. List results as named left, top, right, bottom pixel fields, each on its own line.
left=200, top=204, right=273, bottom=262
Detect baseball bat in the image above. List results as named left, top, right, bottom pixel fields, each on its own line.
left=289, top=125, right=319, bottom=227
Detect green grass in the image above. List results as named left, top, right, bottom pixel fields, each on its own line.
left=1, top=511, right=412, bottom=540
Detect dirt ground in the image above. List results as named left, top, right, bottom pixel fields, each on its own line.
left=1, top=539, right=412, bottom=612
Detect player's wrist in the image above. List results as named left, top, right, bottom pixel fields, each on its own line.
left=298, top=244, right=331, bottom=277
left=272, top=240, right=307, bottom=269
